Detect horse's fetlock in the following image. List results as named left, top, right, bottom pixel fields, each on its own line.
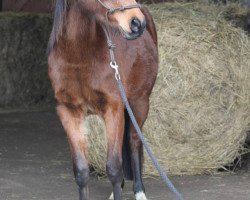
left=75, top=167, right=89, bottom=188
left=133, top=182, right=145, bottom=195
left=106, top=162, right=123, bottom=185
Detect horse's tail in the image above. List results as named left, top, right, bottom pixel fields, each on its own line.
left=122, top=110, right=133, bottom=180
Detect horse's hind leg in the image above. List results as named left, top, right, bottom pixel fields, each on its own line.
left=57, top=105, right=89, bottom=200
left=103, top=103, right=125, bottom=200
left=129, top=97, right=150, bottom=200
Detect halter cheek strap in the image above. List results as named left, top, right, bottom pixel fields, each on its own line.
left=96, top=0, right=141, bottom=15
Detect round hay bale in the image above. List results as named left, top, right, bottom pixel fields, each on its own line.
left=86, top=2, right=250, bottom=176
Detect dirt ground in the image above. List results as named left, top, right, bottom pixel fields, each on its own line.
left=0, top=110, right=249, bottom=200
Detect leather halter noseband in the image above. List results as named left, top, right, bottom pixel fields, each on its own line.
left=96, top=0, right=141, bottom=14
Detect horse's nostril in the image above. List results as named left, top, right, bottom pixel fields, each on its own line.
left=130, top=18, right=141, bottom=33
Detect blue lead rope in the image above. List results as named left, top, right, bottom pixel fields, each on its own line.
left=117, top=79, right=184, bottom=200
left=102, top=25, right=184, bottom=200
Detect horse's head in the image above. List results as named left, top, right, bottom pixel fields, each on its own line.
left=96, top=0, right=146, bottom=40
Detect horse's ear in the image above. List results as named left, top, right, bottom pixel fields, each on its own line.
left=141, top=6, right=158, bottom=45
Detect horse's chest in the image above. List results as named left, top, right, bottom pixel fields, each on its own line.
left=50, top=66, right=107, bottom=113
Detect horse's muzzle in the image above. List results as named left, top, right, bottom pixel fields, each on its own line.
left=121, top=18, right=146, bottom=40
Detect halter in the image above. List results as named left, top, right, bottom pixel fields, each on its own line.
left=96, top=0, right=141, bottom=15
left=98, top=0, right=142, bottom=79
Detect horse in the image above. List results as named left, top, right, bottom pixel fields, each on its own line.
left=47, top=0, right=158, bottom=199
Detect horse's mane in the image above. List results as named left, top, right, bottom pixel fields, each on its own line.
left=47, top=0, right=68, bottom=54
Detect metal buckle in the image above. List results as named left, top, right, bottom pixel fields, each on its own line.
left=110, top=62, right=121, bottom=80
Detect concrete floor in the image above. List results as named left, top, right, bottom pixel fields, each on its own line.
left=0, top=110, right=249, bottom=200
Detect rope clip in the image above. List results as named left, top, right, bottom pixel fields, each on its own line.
left=110, top=62, right=121, bottom=80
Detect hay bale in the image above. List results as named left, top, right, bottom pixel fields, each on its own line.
left=0, top=13, right=54, bottom=108
left=86, top=2, right=250, bottom=175
left=1, top=3, right=249, bottom=175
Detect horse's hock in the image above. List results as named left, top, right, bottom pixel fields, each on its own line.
left=1, top=2, right=250, bottom=175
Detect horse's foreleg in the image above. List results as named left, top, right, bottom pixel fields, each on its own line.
left=103, top=103, right=125, bottom=200
left=129, top=98, right=150, bottom=200
left=57, top=105, right=89, bottom=200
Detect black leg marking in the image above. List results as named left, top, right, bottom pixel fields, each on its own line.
left=106, top=158, right=124, bottom=200
left=73, top=157, right=90, bottom=200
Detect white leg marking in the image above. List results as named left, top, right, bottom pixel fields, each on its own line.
left=109, top=192, right=114, bottom=200
left=135, top=191, right=148, bottom=200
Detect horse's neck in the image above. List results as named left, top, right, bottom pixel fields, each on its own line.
left=66, top=6, right=99, bottom=44
left=59, top=5, right=106, bottom=63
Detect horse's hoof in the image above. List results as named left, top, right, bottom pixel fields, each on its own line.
left=135, top=191, right=148, bottom=200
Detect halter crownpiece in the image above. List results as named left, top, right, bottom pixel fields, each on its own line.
left=97, top=0, right=142, bottom=14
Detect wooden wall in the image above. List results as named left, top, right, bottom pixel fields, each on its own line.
left=2, top=0, right=52, bottom=13
left=2, top=0, right=168, bottom=13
